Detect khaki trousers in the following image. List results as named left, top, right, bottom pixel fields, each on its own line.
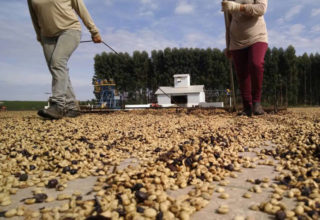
left=41, top=29, right=81, bottom=110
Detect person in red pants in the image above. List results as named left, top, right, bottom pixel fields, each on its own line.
left=222, top=0, right=268, bottom=116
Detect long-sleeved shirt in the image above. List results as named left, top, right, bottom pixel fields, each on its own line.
left=228, top=0, right=268, bottom=50
left=27, top=0, right=99, bottom=42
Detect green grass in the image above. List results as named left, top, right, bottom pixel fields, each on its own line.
left=0, top=101, right=48, bottom=111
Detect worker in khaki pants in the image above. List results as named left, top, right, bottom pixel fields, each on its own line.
left=28, top=0, right=102, bottom=119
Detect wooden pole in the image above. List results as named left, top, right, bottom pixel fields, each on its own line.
left=223, top=0, right=237, bottom=112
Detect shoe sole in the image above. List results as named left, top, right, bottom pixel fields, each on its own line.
left=37, top=110, right=62, bottom=120
left=64, top=110, right=81, bottom=118
left=37, top=110, right=53, bottom=119
left=65, top=114, right=80, bottom=118
left=237, top=111, right=252, bottom=117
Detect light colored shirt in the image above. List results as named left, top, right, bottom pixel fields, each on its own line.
left=28, top=0, right=99, bottom=42
left=228, top=0, right=268, bottom=50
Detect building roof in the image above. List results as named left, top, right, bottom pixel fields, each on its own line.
left=155, top=85, right=204, bottom=95
left=173, top=74, right=190, bottom=78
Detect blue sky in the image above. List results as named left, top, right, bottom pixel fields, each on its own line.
left=0, top=0, right=320, bottom=101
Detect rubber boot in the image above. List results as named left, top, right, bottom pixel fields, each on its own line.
left=237, top=106, right=252, bottom=117
left=253, top=102, right=264, bottom=115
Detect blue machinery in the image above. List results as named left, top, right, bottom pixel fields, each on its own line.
left=93, top=79, right=122, bottom=109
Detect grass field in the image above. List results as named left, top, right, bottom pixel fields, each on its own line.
left=0, top=101, right=48, bottom=111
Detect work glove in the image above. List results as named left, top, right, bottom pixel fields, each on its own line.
left=222, top=1, right=241, bottom=12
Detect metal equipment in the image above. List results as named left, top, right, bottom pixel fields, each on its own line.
left=205, top=89, right=232, bottom=107
left=93, top=79, right=122, bottom=109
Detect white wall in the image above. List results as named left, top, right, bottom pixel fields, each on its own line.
left=187, top=93, right=201, bottom=107
left=157, top=92, right=205, bottom=107
left=199, top=92, right=206, bottom=103
left=199, top=102, right=224, bottom=108
left=174, top=75, right=190, bottom=88
left=157, top=95, right=171, bottom=105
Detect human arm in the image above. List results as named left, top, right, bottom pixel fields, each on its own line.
left=27, top=0, right=41, bottom=42
left=222, top=1, right=246, bottom=13
left=71, top=0, right=102, bottom=43
left=92, top=35, right=102, bottom=43
left=242, top=0, right=268, bottom=17
left=222, top=0, right=268, bottom=17
left=222, top=0, right=267, bottom=17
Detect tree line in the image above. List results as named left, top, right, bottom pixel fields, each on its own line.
left=93, top=45, right=320, bottom=106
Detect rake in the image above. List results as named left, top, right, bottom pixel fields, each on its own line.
left=223, top=0, right=237, bottom=112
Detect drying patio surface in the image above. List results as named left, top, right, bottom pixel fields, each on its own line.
left=0, top=108, right=319, bottom=219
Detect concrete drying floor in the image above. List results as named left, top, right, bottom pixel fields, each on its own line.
left=3, top=108, right=319, bottom=220
left=2, top=149, right=294, bottom=220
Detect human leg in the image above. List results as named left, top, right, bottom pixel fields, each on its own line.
left=47, top=30, right=81, bottom=109
left=65, top=76, right=78, bottom=110
left=39, top=36, right=63, bottom=119
left=64, top=76, right=81, bottom=117
left=248, top=42, right=268, bottom=115
left=41, top=36, right=57, bottom=107
left=231, top=48, right=252, bottom=116
left=39, top=30, right=81, bottom=119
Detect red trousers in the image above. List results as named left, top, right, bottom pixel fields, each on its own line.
left=231, top=42, right=268, bottom=109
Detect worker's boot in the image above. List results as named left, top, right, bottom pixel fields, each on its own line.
left=253, top=102, right=264, bottom=115
left=38, top=104, right=63, bottom=119
left=64, top=109, right=81, bottom=118
left=237, top=106, right=252, bottom=117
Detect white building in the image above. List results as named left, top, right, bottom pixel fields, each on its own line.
left=155, top=74, right=206, bottom=107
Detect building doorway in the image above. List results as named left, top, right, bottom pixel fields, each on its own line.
left=172, top=95, right=187, bottom=105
